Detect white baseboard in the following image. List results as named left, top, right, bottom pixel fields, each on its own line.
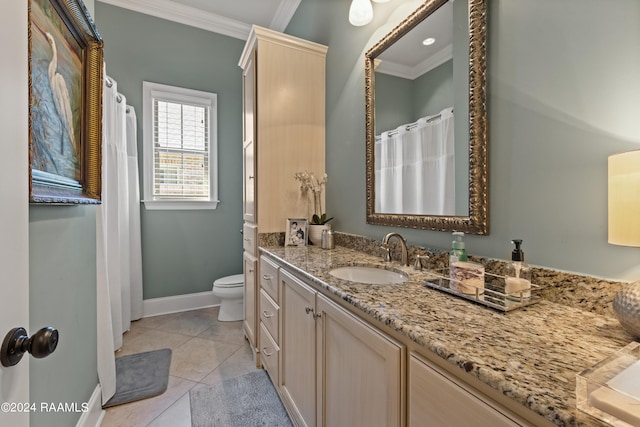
left=142, top=291, right=220, bottom=317
left=76, top=384, right=104, bottom=427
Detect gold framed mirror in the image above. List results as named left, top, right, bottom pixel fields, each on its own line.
left=365, top=0, right=487, bottom=234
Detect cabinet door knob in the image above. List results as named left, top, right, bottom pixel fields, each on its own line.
left=305, top=306, right=313, bottom=314
left=313, top=313, right=322, bottom=320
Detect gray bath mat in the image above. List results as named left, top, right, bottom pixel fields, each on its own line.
left=103, top=348, right=172, bottom=408
left=190, top=370, right=292, bottom=427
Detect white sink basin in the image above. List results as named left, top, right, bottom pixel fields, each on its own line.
left=329, top=266, right=409, bottom=284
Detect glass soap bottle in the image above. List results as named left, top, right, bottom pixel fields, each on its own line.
left=505, top=239, right=532, bottom=300
left=449, top=232, right=467, bottom=264
left=449, top=231, right=467, bottom=287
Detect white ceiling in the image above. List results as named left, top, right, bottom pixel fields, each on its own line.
left=96, top=0, right=302, bottom=40
left=376, top=1, right=453, bottom=80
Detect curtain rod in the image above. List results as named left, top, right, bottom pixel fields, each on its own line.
left=382, top=110, right=452, bottom=137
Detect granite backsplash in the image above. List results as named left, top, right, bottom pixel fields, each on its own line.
left=258, top=231, right=625, bottom=318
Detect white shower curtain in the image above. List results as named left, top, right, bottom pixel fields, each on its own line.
left=375, top=107, right=455, bottom=215
left=97, top=73, right=144, bottom=404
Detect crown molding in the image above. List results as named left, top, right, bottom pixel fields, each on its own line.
left=270, top=0, right=301, bottom=31
left=97, top=0, right=299, bottom=40
left=377, top=44, right=453, bottom=80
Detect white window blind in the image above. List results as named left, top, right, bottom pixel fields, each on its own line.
left=154, top=99, right=209, bottom=198
left=142, top=82, right=218, bottom=210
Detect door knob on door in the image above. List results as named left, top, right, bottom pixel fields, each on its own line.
left=1, top=326, right=59, bottom=367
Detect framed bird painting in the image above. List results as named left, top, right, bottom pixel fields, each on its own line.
left=28, top=0, right=103, bottom=204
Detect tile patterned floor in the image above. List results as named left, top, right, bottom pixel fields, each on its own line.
left=102, top=307, right=258, bottom=427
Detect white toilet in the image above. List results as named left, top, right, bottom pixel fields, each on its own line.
left=212, top=274, right=244, bottom=322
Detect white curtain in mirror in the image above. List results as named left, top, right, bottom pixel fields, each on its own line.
left=96, top=73, right=144, bottom=403
left=375, top=107, right=455, bottom=215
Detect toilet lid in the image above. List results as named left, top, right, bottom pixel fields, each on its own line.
left=214, top=274, right=244, bottom=288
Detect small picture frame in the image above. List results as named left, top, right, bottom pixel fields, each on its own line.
left=285, top=218, right=308, bottom=247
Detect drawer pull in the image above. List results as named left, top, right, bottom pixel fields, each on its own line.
left=262, top=274, right=272, bottom=281
left=244, top=238, right=252, bottom=242
left=262, top=310, right=273, bottom=318
left=262, top=348, right=273, bottom=357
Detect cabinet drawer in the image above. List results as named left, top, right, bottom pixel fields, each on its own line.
left=243, top=223, right=258, bottom=256
left=259, top=322, right=279, bottom=384
left=260, top=256, right=279, bottom=301
left=260, top=289, right=279, bottom=342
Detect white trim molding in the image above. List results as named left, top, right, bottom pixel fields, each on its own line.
left=97, top=0, right=301, bottom=40
left=270, top=0, right=302, bottom=32
left=143, top=291, right=220, bottom=318
left=75, top=385, right=105, bottom=427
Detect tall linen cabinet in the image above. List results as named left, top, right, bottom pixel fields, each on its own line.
left=238, top=26, right=327, bottom=361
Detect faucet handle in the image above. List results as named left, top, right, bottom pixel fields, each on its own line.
left=413, top=254, right=429, bottom=271
left=380, top=245, right=391, bottom=262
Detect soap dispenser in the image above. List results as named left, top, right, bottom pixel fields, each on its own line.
left=449, top=232, right=467, bottom=264
left=505, top=239, right=532, bottom=300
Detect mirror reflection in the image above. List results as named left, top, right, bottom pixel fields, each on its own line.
left=374, top=1, right=466, bottom=216
left=365, top=0, right=488, bottom=234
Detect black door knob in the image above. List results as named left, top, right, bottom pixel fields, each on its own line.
left=1, top=327, right=59, bottom=367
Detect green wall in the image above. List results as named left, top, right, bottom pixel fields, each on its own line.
left=287, top=0, right=640, bottom=281
left=412, top=59, right=453, bottom=120
left=95, top=3, right=245, bottom=299
left=374, top=59, right=453, bottom=134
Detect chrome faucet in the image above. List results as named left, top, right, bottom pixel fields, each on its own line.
left=382, top=232, right=409, bottom=266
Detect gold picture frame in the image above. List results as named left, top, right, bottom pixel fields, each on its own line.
left=28, top=0, right=103, bottom=204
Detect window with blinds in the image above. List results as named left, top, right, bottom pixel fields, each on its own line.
left=142, top=82, right=218, bottom=210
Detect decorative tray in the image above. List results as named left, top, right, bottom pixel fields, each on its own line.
left=422, top=268, right=540, bottom=312
left=576, top=341, right=640, bottom=426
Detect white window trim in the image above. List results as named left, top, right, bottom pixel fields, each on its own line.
left=142, top=81, right=219, bottom=210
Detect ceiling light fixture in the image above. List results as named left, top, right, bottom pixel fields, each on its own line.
left=372, top=0, right=391, bottom=3
left=422, top=37, right=436, bottom=46
left=349, top=0, right=374, bottom=26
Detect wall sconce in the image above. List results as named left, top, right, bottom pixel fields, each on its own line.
left=608, top=150, right=640, bottom=338
left=349, top=0, right=391, bottom=27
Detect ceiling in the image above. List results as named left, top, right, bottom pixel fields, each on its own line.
left=376, top=1, right=453, bottom=80
left=96, top=0, right=302, bottom=40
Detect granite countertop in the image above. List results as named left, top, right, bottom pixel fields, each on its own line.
left=259, top=245, right=634, bottom=427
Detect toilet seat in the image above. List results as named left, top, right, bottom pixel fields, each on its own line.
left=213, top=274, right=244, bottom=288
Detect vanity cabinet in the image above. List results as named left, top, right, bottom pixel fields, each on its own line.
left=279, top=268, right=405, bottom=427
left=239, top=25, right=327, bottom=357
